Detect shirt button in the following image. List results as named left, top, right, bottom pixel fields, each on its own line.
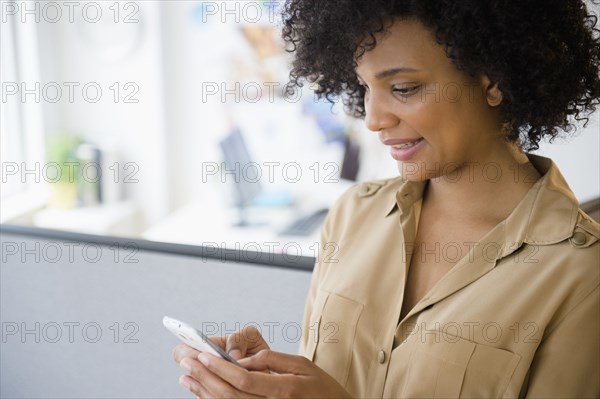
left=377, top=350, right=386, bottom=364
left=571, top=232, right=587, bottom=246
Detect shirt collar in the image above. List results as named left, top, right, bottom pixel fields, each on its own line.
left=385, top=179, right=426, bottom=217
left=503, top=153, right=579, bottom=247
left=385, top=154, right=579, bottom=247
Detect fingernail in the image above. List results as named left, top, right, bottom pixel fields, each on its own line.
left=229, top=349, right=242, bottom=359
left=179, top=376, right=190, bottom=390
left=180, top=359, right=192, bottom=373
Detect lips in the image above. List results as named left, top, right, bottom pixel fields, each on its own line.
left=386, top=137, right=426, bottom=161
left=391, top=138, right=424, bottom=149
left=381, top=137, right=424, bottom=146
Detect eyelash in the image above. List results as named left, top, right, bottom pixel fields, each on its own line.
left=358, top=83, right=421, bottom=97
left=392, top=85, right=421, bottom=96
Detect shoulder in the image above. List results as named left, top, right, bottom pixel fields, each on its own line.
left=562, top=209, right=600, bottom=277
left=557, top=209, right=600, bottom=264
left=571, top=209, right=600, bottom=248
left=330, top=176, right=405, bottom=214
left=334, top=176, right=405, bottom=208
left=528, top=209, right=600, bottom=310
left=320, top=176, right=406, bottom=238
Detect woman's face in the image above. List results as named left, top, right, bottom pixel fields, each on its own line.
left=355, top=18, right=506, bottom=181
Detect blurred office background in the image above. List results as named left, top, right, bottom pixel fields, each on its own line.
left=1, top=2, right=599, bottom=398
left=2, top=1, right=599, bottom=249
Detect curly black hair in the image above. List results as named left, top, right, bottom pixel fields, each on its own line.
left=281, top=0, right=600, bottom=151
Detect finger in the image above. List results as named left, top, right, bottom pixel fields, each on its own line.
left=198, top=352, right=295, bottom=397
left=225, top=330, right=250, bottom=360
left=181, top=359, right=222, bottom=398
left=226, top=326, right=267, bottom=359
left=183, top=356, right=262, bottom=399
left=209, top=336, right=253, bottom=365
left=179, top=374, right=210, bottom=398
left=208, top=335, right=227, bottom=350
left=173, top=343, right=200, bottom=364
left=239, top=350, right=313, bottom=375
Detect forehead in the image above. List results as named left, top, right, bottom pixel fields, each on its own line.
left=354, top=18, right=444, bottom=76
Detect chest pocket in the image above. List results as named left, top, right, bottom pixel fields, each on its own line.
left=304, top=290, right=363, bottom=387
left=397, top=332, right=521, bottom=398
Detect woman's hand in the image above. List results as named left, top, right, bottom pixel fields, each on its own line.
left=172, top=326, right=270, bottom=396
left=182, top=349, right=352, bottom=398
left=172, top=327, right=352, bottom=398
left=176, top=325, right=272, bottom=361
left=172, top=325, right=271, bottom=373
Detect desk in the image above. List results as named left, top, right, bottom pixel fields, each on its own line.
left=142, top=180, right=355, bottom=259
left=32, top=200, right=139, bottom=236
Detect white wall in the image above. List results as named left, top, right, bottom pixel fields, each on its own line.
left=37, top=2, right=169, bottom=230
left=159, top=1, right=234, bottom=211
left=534, top=112, right=600, bottom=203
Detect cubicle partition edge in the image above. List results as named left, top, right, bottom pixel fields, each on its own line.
left=1, top=224, right=314, bottom=398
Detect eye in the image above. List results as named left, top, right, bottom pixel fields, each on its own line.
left=392, top=84, right=421, bottom=97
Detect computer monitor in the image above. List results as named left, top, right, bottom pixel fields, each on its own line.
left=219, top=129, right=263, bottom=209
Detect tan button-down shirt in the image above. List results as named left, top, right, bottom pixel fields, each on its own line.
left=299, top=154, right=599, bottom=398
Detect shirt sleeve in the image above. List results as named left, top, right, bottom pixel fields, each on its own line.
left=524, top=284, right=600, bottom=398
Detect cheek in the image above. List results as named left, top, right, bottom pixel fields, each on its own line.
left=405, top=97, right=457, bottom=144
left=402, top=82, right=487, bottom=149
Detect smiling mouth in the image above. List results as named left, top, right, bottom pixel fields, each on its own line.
left=391, top=138, right=424, bottom=149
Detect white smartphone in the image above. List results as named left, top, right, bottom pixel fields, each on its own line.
left=163, top=316, right=242, bottom=367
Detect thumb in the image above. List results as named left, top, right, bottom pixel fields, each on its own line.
left=225, top=333, right=248, bottom=360
left=239, top=350, right=312, bottom=375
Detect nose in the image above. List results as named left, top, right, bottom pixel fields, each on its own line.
left=364, top=91, right=399, bottom=132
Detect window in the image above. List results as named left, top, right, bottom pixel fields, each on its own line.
left=1, top=9, right=23, bottom=199
left=0, top=4, right=48, bottom=221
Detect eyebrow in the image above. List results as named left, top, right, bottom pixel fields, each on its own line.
left=357, top=67, right=421, bottom=81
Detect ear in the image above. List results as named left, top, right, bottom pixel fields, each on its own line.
left=480, top=75, right=503, bottom=107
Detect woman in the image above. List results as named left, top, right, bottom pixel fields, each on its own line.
left=173, top=1, right=600, bottom=397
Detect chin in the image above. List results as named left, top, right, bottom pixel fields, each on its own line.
left=396, top=160, right=443, bottom=182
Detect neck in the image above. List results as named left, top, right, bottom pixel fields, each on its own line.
left=422, top=144, right=542, bottom=225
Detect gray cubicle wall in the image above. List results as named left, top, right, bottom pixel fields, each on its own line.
left=0, top=225, right=314, bottom=398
